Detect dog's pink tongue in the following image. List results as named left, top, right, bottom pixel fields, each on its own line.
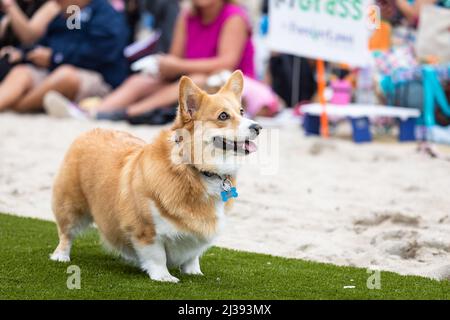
left=245, top=141, right=257, bottom=153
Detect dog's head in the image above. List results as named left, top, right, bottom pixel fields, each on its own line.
left=172, top=70, right=262, bottom=175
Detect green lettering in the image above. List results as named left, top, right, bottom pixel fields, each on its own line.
left=338, top=0, right=349, bottom=18
left=299, top=0, right=313, bottom=11
left=325, top=0, right=337, bottom=16
left=351, top=0, right=363, bottom=20
left=314, top=0, right=321, bottom=13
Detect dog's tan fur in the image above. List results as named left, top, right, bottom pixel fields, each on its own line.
left=50, top=71, right=259, bottom=282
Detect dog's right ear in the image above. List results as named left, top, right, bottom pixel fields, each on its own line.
left=178, top=76, right=203, bottom=121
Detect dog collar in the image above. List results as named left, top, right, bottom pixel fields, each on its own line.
left=200, top=171, right=238, bottom=202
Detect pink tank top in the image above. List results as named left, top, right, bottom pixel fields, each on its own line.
left=184, top=3, right=255, bottom=78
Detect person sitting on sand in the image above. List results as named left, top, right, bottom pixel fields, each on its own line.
left=0, top=0, right=60, bottom=47
left=0, top=0, right=60, bottom=80
left=0, top=0, right=129, bottom=113
left=45, top=0, right=255, bottom=121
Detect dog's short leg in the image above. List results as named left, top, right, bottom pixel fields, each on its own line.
left=181, top=256, right=203, bottom=275
left=50, top=213, right=91, bottom=262
left=134, top=239, right=179, bottom=283
left=50, top=233, right=72, bottom=262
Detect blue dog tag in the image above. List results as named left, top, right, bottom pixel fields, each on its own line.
left=221, top=187, right=238, bottom=202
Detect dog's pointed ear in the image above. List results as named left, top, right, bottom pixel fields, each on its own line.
left=178, top=76, right=203, bottom=121
left=219, top=70, right=244, bottom=100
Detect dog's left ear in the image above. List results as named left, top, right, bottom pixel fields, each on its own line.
left=178, top=76, right=203, bottom=120
left=220, top=70, right=244, bottom=100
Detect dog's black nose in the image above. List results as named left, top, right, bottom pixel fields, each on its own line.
left=249, top=123, right=262, bottom=136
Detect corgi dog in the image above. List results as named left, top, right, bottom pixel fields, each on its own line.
left=50, top=70, right=262, bottom=282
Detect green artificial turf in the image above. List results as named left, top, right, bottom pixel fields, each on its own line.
left=0, top=213, right=448, bottom=300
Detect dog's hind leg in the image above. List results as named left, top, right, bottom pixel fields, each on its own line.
left=50, top=188, right=92, bottom=262
left=50, top=227, right=73, bottom=262
left=50, top=162, right=93, bottom=263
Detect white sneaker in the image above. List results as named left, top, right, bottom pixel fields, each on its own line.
left=43, top=91, right=87, bottom=119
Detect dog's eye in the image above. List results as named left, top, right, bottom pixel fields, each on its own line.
left=218, top=112, right=230, bottom=121
left=240, top=108, right=244, bottom=116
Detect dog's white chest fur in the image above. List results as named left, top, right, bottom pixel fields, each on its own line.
left=149, top=200, right=224, bottom=267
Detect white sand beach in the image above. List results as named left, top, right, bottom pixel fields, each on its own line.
left=1, top=112, right=449, bottom=280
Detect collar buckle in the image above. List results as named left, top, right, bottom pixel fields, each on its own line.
left=222, top=178, right=232, bottom=192
left=200, top=170, right=237, bottom=202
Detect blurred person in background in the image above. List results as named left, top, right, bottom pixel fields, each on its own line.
left=260, top=0, right=316, bottom=107
left=124, top=0, right=139, bottom=44
left=0, top=0, right=59, bottom=80
left=144, top=0, right=180, bottom=53
left=377, top=0, right=402, bottom=26
left=0, top=0, right=59, bottom=47
left=122, top=0, right=179, bottom=62
left=0, top=0, right=129, bottom=113
left=395, top=0, right=450, bottom=26
left=46, top=0, right=254, bottom=122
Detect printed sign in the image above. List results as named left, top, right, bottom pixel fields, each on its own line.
left=268, top=0, right=372, bottom=66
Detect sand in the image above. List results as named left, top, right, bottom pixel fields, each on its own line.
left=1, top=112, right=449, bottom=280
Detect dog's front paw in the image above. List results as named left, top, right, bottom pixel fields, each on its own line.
left=181, top=262, right=203, bottom=276
left=181, top=256, right=203, bottom=276
left=182, top=269, right=204, bottom=276
left=142, top=261, right=179, bottom=283
left=150, top=273, right=180, bottom=283
left=50, top=251, right=71, bottom=262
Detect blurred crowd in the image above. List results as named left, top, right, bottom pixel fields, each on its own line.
left=0, top=0, right=449, bottom=126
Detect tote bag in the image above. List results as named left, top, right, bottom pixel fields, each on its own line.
left=415, top=4, right=450, bottom=63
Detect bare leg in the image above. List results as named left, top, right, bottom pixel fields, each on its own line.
left=0, top=65, right=34, bottom=111
left=127, top=73, right=207, bottom=117
left=96, top=74, right=164, bottom=113
left=12, top=65, right=81, bottom=113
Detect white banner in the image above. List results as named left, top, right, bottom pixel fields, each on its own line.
left=268, top=0, right=372, bottom=66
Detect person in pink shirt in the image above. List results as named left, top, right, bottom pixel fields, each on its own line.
left=47, top=0, right=255, bottom=120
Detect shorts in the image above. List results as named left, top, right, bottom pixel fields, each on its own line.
left=28, top=65, right=112, bottom=102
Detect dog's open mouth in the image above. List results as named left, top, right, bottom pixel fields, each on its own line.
left=213, top=136, right=257, bottom=155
